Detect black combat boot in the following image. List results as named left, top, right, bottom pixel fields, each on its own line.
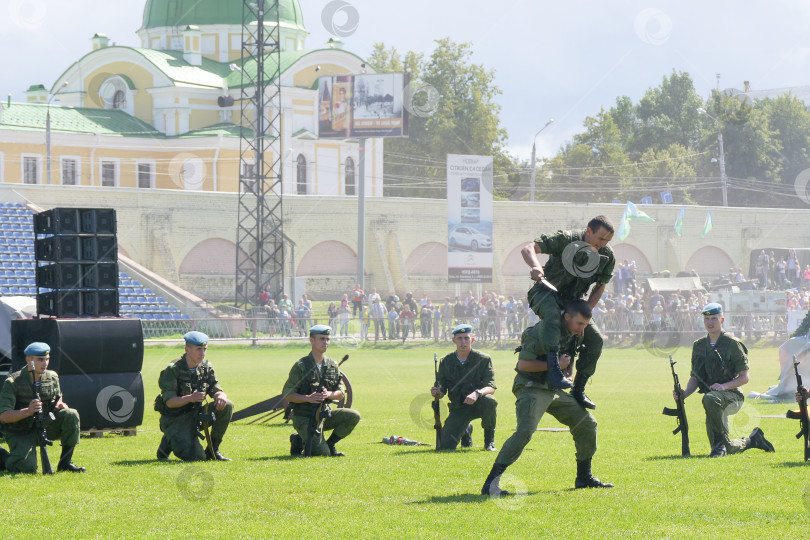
left=460, top=423, right=474, bottom=448
left=205, top=437, right=231, bottom=461
left=156, top=435, right=171, bottom=461
left=744, top=427, right=775, bottom=452
left=546, top=351, right=573, bottom=390
left=574, top=458, right=612, bottom=488
left=708, top=443, right=727, bottom=458
left=571, top=373, right=596, bottom=409
left=483, top=429, right=497, bottom=451
left=0, top=446, right=8, bottom=471
left=326, top=433, right=345, bottom=457
left=290, top=433, right=304, bottom=456
left=481, top=463, right=510, bottom=496
left=57, top=446, right=86, bottom=473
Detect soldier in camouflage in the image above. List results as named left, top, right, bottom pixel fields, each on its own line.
left=155, top=331, right=233, bottom=462
left=520, top=215, right=615, bottom=406
left=431, top=324, right=498, bottom=451
left=481, top=301, right=612, bottom=496
left=0, top=342, right=84, bottom=473
left=283, top=325, right=361, bottom=457
left=676, top=303, right=774, bottom=457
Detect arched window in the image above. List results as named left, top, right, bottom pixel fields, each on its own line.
left=112, top=90, right=126, bottom=109
left=345, top=157, right=355, bottom=196
left=296, top=154, right=307, bottom=194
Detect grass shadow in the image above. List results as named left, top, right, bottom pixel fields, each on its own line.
left=772, top=461, right=810, bottom=468
left=112, top=459, right=185, bottom=466
left=410, top=490, right=551, bottom=504
left=644, top=454, right=698, bottom=461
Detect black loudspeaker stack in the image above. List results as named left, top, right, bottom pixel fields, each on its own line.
left=11, top=318, right=145, bottom=431
left=34, top=208, right=119, bottom=317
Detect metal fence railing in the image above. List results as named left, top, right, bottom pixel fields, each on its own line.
left=139, top=309, right=791, bottom=344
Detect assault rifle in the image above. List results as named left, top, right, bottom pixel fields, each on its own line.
left=791, top=356, right=810, bottom=461
left=193, top=368, right=215, bottom=459
left=432, top=353, right=442, bottom=452
left=303, top=354, right=347, bottom=456
left=662, top=355, right=690, bottom=457
left=30, top=369, right=54, bottom=475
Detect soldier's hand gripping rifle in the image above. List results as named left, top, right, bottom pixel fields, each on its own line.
left=303, top=354, right=347, bottom=457
left=662, top=355, right=690, bottom=457
left=432, top=353, right=442, bottom=452
left=792, top=356, right=810, bottom=461
left=30, top=368, right=54, bottom=475
left=193, top=368, right=215, bottom=459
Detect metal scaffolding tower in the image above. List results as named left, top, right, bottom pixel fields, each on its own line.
left=235, top=0, right=284, bottom=309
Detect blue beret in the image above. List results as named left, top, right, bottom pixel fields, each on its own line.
left=24, top=342, right=50, bottom=356
left=452, top=324, right=473, bottom=335
left=310, top=324, right=331, bottom=335
left=184, top=331, right=209, bottom=345
left=701, top=303, right=723, bottom=316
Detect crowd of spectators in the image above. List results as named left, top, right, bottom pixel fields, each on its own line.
left=250, top=268, right=810, bottom=341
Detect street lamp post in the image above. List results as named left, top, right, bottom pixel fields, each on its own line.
left=529, top=119, right=554, bottom=202
left=46, top=81, right=69, bottom=185
left=697, top=107, right=728, bottom=207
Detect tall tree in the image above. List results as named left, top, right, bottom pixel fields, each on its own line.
left=369, top=39, right=515, bottom=199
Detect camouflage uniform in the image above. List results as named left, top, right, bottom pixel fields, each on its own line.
left=690, top=332, right=750, bottom=453
left=283, top=353, right=360, bottom=456
left=525, top=229, right=614, bottom=377
left=155, top=354, right=233, bottom=461
left=436, top=350, right=497, bottom=450
left=495, top=323, right=597, bottom=467
left=0, top=369, right=80, bottom=474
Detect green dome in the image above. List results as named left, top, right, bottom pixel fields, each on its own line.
left=142, top=0, right=305, bottom=30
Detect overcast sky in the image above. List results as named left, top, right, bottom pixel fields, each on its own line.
left=3, top=0, right=810, bottom=161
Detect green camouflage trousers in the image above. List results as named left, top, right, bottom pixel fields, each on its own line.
left=495, top=385, right=597, bottom=466
left=292, top=407, right=361, bottom=456
left=160, top=400, right=233, bottom=461
left=4, top=407, right=80, bottom=474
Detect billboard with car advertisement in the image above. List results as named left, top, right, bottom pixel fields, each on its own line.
left=447, top=154, right=493, bottom=282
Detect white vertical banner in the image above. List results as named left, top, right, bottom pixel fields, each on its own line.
left=447, top=154, right=493, bottom=282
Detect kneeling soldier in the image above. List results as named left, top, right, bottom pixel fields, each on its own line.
left=284, top=325, right=361, bottom=457
left=431, top=324, right=498, bottom=451
left=155, top=331, right=233, bottom=461
left=676, top=303, right=774, bottom=457
left=0, top=342, right=85, bottom=473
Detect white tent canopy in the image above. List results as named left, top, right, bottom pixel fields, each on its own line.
left=0, top=296, right=36, bottom=360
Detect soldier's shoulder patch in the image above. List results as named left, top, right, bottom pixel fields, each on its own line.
left=477, top=352, right=492, bottom=361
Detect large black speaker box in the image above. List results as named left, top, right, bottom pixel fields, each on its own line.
left=59, top=372, right=144, bottom=430
left=35, top=236, right=117, bottom=262
left=11, top=318, right=143, bottom=374
left=34, top=208, right=116, bottom=235
left=37, top=291, right=118, bottom=318
left=36, top=262, right=118, bottom=290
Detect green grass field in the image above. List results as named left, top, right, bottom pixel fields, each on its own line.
left=3, top=341, right=809, bottom=538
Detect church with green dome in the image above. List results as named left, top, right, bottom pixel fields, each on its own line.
left=0, top=0, right=382, bottom=197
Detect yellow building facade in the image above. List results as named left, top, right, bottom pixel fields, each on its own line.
left=0, top=0, right=383, bottom=197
